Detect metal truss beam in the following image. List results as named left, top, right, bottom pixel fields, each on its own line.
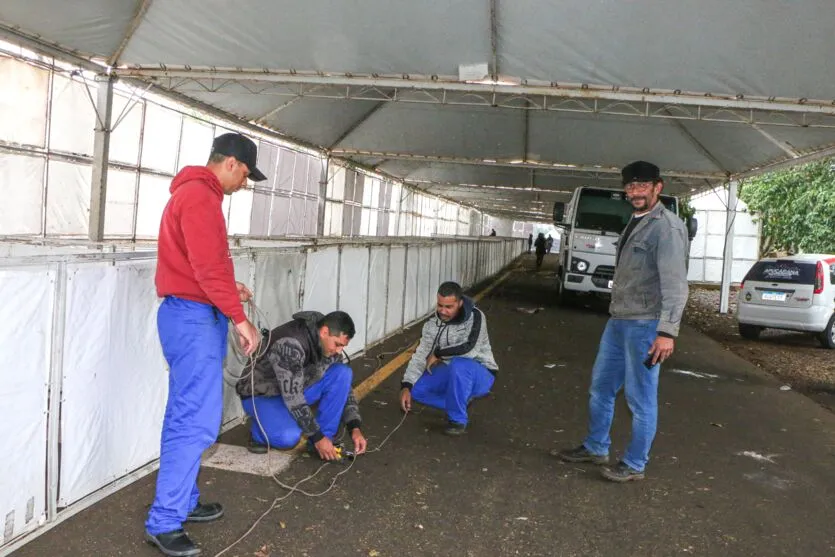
left=107, top=0, right=153, bottom=66
left=328, top=149, right=725, bottom=180
left=489, top=0, right=499, bottom=81
left=664, top=109, right=730, bottom=174
left=750, top=123, right=800, bottom=158
left=328, top=101, right=386, bottom=149
left=734, top=144, right=835, bottom=180
left=0, top=24, right=106, bottom=73
left=119, top=68, right=835, bottom=120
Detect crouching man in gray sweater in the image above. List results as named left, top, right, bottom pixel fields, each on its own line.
left=399, top=282, right=499, bottom=435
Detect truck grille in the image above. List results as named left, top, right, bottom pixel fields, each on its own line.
left=591, top=265, right=615, bottom=288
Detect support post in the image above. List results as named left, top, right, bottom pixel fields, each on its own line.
left=88, top=74, right=115, bottom=243
left=719, top=180, right=738, bottom=313
left=317, top=157, right=330, bottom=236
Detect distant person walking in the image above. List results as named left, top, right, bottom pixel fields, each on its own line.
left=534, top=233, right=547, bottom=269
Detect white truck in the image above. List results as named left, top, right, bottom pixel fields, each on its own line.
left=552, top=186, right=697, bottom=305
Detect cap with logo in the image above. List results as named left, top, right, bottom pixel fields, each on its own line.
left=621, top=160, right=661, bottom=185
left=210, top=133, right=267, bottom=182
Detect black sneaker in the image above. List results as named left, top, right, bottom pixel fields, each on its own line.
left=601, top=461, right=645, bottom=483
left=247, top=434, right=268, bottom=454
left=144, top=529, right=201, bottom=556
left=186, top=502, right=224, bottom=523
left=444, top=421, right=467, bottom=436
left=553, top=445, right=609, bottom=465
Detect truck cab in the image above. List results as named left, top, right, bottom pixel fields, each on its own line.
left=552, top=186, right=696, bottom=305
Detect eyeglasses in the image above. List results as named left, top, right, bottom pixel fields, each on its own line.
left=623, top=181, right=655, bottom=192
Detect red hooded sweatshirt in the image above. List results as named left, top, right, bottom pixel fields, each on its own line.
left=155, top=166, right=247, bottom=324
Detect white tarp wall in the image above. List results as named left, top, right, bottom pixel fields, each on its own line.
left=0, top=236, right=523, bottom=554
left=0, top=267, right=53, bottom=545
left=687, top=188, right=760, bottom=284
left=0, top=51, right=501, bottom=243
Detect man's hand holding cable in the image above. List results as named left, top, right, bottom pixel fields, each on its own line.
left=399, top=388, right=412, bottom=413
left=236, top=281, right=253, bottom=303
left=648, top=336, right=674, bottom=365
left=236, top=319, right=261, bottom=356
left=314, top=436, right=340, bottom=461
left=351, top=429, right=367, bottom=455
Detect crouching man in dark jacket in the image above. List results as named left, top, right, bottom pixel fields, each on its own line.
left=399, top=282, right=499, bottom=436
left=236, top=311, right=367, bottom=461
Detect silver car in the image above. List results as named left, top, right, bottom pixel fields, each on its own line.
left=736, top=254, right=835, bottom=349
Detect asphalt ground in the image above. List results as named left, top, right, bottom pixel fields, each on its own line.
left=13, top=254, right=835, bottom=557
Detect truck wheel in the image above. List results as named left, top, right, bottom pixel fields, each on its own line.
left=738, top=323, right=762, bottom=340
left=817, top=315, right=835, bottom=349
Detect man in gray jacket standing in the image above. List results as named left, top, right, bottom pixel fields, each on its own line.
left=399, top=281, right=499, bottom=435
left=557, top=160, right=689, bottom=482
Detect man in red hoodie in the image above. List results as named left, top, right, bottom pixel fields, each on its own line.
left=145, top=133, right=266, bottom=557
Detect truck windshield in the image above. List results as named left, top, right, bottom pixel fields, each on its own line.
left=573, top=190, right=677, bottom=233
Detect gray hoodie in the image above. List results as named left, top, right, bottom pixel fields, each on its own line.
left=401, top=296, right=498, bottom=388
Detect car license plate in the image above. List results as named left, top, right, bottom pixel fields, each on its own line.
left=762, top=291, right=787, bottom=302
left=607, top=280, right=613, bottom=289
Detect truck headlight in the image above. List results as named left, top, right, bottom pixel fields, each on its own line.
left=571, top=257, right=589, bottom=273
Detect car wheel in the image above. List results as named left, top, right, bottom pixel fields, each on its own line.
left=738, top=323, right=762, bottom=340
left=817, top=315, right=835, bottom=349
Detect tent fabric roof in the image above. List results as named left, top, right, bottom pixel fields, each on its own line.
left=3, top=0, right=835, bottom=220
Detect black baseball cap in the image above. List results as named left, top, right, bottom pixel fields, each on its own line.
left=210, top=133, right=267, bottom=182
left=621, top=160, right=661, bottom=185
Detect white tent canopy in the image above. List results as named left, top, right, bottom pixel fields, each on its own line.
left=2, top=0, right=835, bottom=220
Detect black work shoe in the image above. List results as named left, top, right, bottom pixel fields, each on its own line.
left=444, top=421, right=467, bottom=436
left=144, top=529, right=201, bottom=556
left=553, top=444, right=609, bottom=465
left=601, top=461, right=645, bottom=483
left=247, top=435, right=268, bottom=454
left=186, top=502, right=224, bottom=523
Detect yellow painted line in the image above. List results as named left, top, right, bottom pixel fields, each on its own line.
left=353, top=343, right=419, bottom=401
left=352, top=265, right=517, bottom=402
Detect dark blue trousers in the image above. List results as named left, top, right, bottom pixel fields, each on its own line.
left=146, top=297, right=227, bottom=535
left=241, top=363, right=353, bottom=448
left=411, top=357, right=494, bottom=425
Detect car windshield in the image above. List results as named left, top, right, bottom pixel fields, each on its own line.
left=744, top=260, right=817, bottom=284
left=573, top=190, right=677, bottom=233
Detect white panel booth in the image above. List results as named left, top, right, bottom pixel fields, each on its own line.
left=0, top=236, right=524, bottom=553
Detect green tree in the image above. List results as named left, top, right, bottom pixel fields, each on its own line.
left=739, top=158, right=835, bottom=256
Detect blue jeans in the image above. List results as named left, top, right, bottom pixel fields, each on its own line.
left=583, top=318, right=660, bottom=472
left=240, top=363, right=353, bottom=448
left=411, top=357, right=495, bottom=425
left=146, top=297, right=227, bottom=535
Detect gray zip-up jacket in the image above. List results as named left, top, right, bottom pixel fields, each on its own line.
left=236, top=311, right=361, bottom=443
left=610, top=201, right=689, bottom=338
left=401, top=296, right=498, bottom=389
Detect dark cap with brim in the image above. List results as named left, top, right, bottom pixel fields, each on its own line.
left=211, top=133, right=267, bottom=182
left=621, top=160, right=661, bottom=185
